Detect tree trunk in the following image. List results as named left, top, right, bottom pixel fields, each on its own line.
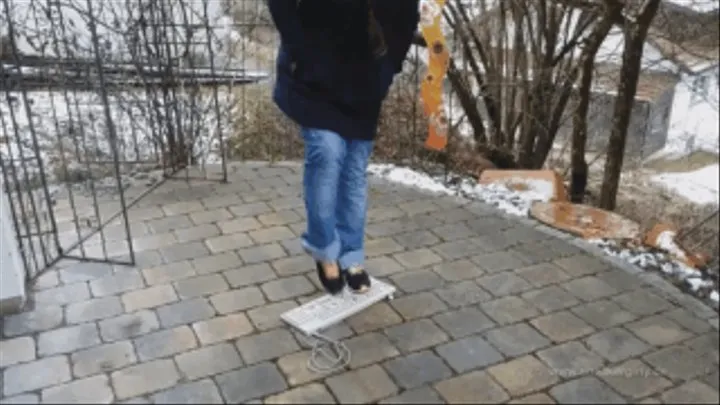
left=599, top=0, right=661, bottom=210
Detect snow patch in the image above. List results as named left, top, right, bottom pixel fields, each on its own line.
left=651, top=164, right=720, bottom=206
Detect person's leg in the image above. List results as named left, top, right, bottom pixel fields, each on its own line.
left=301, top=127, right=347, bottom=294
left=336, top=138, right=374, bottom=293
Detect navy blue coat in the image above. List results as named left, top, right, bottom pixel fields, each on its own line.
left=268, top=0, right=420, bottom=141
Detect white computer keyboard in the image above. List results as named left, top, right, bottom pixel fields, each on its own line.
left=281, top=277, right=396, bottom=335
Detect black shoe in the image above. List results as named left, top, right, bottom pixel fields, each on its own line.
left=344, top=265, right=371, bottom=294
left=316, top=261, right=345, bottom=295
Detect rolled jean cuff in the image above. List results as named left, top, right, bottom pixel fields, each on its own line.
left=301, top=234, right=341, bottom=263
left=338, top=251, right=364, bottom=270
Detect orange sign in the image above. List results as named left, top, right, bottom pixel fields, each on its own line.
left=419, top=0, right=449, bottom=151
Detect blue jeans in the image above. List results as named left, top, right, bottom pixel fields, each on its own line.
left=300, top=127, right=374, bottom=270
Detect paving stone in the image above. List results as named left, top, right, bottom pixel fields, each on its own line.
left=33, top=282, right=90, bottom=306
left=151, top=379, right=224, bottom=404
left=247, top=300, right=297, bottom=331
left=175, top=343, right=244, bottom=381
left=516, top=263, right=571, bottom=287
left=663, top=308, right=713, bottom=334
left=141, top=261, right=196, bottom=286
left=0, top=393, right=40, bottom=404
left=586, top=327, right=653, bottom=363
left=160, top=241, right=211, bottom=263
left=625, top=314, right=693, bottom=346
left=121, top=284, right=178, bottom=312
left=432, top=239, right=483, bottom=261
left=521, top=285, right=580, bottom=313
left=365, top=238, right=405, bottom=258
left=0, top=337, right=35, bottom=368
left=549, top=376, right=626, bottom=404
left=344, top=332, right=400, bottom=369
left=643, top=345, right=716, bottom=381
left=261, top=275, right=315, bottom=301
left=393, top=230, right=441, bottom=249
left=508, top=393, right=557, bottom=404
left=391, top=270, right=444, bottom=293
left=398, top=200, right=440, bottom=216
left=2, top=305, right=63, bottom=338
left=264, top=383, right=335, bottom=404
left=553, top=254, right=610, bottom=277
left=191, top=252, right=242, bottom=275
left=476, top=271, right=533, bottom=297
left=433, top=259, right=484, bottom=282
left=661, top=380, right=720, bottom=404
left=175, top=224, right=223, bottom=243
left=71, top=341, right=137, bottom=378
left=155, top=297, right=216, bottom=329
left=3, top=356, right=71, bottom=396
left=530, top=311, right=595, bottom=342
left=702, top=371, right=720, bottom=391
left=271, top=255, right=314, bottom=277
left=684, top=332, right=720, bottom=364
left=436, top=370, right=512, bottom=404
left=235, top=328, right=300, bottom=364
left=190, top=207, right=233, bottom=224
left=204, top=233, right=254, bottom=254
left=228, top=201, right=274, bottom=217
left=513, top=241, right=565, bottom=264
left=89, top=269, right=145, bottom=297
left=99, top=310, right=160, bottom=342
left=41, top=374, right=114, bottom=404
left=571, top=300, right=638, bottom=329
left=238, top=243, right=287, bottom=264
left=365, top=256, right=406, bottom=277
left=384, top=319, right=448, bottom=353
left=598, top=359, right=672, bottom=399
left=249, top=226, right=295, bottom=244
left=383, top=351, right=453, bottom=389
left=37, top=323, right=100, bottom=356
left=612, top=289, right=674, bottom=317
left=436, top=335, right=504, bottom=373
left=390, top=292, right=448, bottom=320
left=432, top=307, right=496, bottom=338
left=471, top=251, right=526, bottom=273
left=480, top=296, right=539, bottom=325
left=432, top=222, right=475, bottom=241
left=487, top=355, right=559, bottom=397
left=536, top=341, right=605, bottom=379
left=484, top=323, right=551, bottom=357
left=346, top=302, right=403, bottom=334
left=434, top=280, right=492, bottom=307
left=276, top=351, right=337, bottom=386
left=214, top=362, right=288, bottom=403
left=378, top=386, right=445, bottom=404
left=111, top=359, right=181, bottom=400
left=33, top=271, right=60, bottom=291
left=210, top=286, right=266, bottom=314
left=326, top=365, right=398, bottom=403
left=192, top=313, right=254, bottom=345
left=393, top=248, right=443, bottom=269
left=66, top=296, right=123, bottom=324
left=134, top=326, right=198, bottom=361
left=57, top=262, right=113, bottom=283
left=174, top=274, right=229, bottom=299
left=561, top=276, right=619, bottom=302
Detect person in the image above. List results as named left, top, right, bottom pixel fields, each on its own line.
left=267, top=0, right=420, bottom=295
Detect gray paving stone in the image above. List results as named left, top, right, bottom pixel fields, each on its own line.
left=598, top=359, right=672, bottom=399
left=643, top=345, right=717, bottom=381
left=189, top=207, right=233, bottom=225
left=66, top=296, right=123, bottom=324
left=571, top=300, right=638, bottom=329
left=89, top=269, right=145, bottom=297
left=594, top=270, right=643, bottom=293
left=257, top=210, right=301, bottom=227
left=508, top=393, right=557, bottom=404
left=702, top=371, right=720, bottom=391
left=2, top=305, right=63, bottom=338
left=247, top=300, right=298, bottom=331
left=435, top=335, right=504, bottom=373
left=433, top=259, right=484, bottom=282
left=521, top=285, right=580, bottom=313
left=191, top=252, right=242, bottom=275
left=99, top=310, right=160, bottom=342
left=549, top=376, right=626, bottom=404
left=530, top=311, right=595, bottom=343
left=384, top=318, right=448, bottom=354
left=391, top=270, right=444, bottom=293
left=663, top=308, right=713, bottom=334
left=476, top=271, right=533, bottom=297
left=134, top=326, right=198, bottom=361
left=365, top=256, right=406, bottom=277
left=160, top=241, right=211, bottom=263
left=0, top=337, right=35, bottom=368
left=228, top=201, right=274, bottom=218
left=156, top=298, right=216, bottom=328
left=390, top=292, right=448, bottom=320
left=326, top=365, right=399, bottom=403
left=347, top=302, right=404, bottom=334
left=276, top=350, right=337, bottom=387
left=111, top=359, right=181, bottom=400
left=121, top=284, right=179, bottom=312
left=344, top=332, right=400, bottom=369
left=141, top=261, right=197, bottom=287
left=625, top=314, right=693, bottom=346
left=484, top=323, right=551, bottom=357
left=378, top=386, right=445, bottom=404
left=535, top=341, right=605, bottom=378
left=261, top=275, right=315, bottom=301
left=433, top=222, right=477, bottom=241
left=271, top=255, right=314, bottom=277
left=684, top=332, right=720, bottom=364
left=432, top=307, right=496, bottom=338
left=175, top=224, right=223, bottom=243
left=383, top=351, right=453, bottom=390
left=41, top=374, right=114, bottom=404
left=0, top=393, right=40, bottom=404
left=192, top=313, right=255, bottom=345
left=210, top=286, right=266, bottom=314
left=174, top=274, right=230, bottom=299
left=612, top=289, right=674, bottom=317
left=487, top=355, right=559, bottom=397
left=585, top=327, right=651, bottom=363
left=561, top=276, right=619, bottom=301
left=661, top=380, right=720, bottom=404
left=2, top=356, right=71, bottom=396
left=58, top=262, right=113, bottom=284
left=432, top=239, right=483, bottom=261
left=37, top=323, right=101, bottom=356
left=393, top=230, right=441, bottom=250
left=249, top=225, right=296, bottom=244
left=238, top=243, right=287, bottom=264
left=175, top=343, right=244, bottom=381
left=553, top=254, right=610, bottom=277
left=146, top=214, right=193, bottom=233
left=513, top=241, right=565, bottom=264
left=480, top=296, right=539, bottom=325
left=264, top=383, right=336, bottom=404
left=393, top=248, right=443, bottom=269
left=235, top=328, right=300, bottom=364
left=151, top=379, right=224, bottom=404
left=33, top=282, right=90, bottom=306
left=434, top=280, right=492, bottom=307
left=214, top=362, right=288, bottom=403
left=71, top=341, right=137, bottom=378
left=516, top=263, right=571, bottom=287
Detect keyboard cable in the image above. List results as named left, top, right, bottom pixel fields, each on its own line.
left=297, top=331, right=352, bottom=374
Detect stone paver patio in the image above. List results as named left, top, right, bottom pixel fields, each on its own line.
left=1, top=162, right=718, bottom=404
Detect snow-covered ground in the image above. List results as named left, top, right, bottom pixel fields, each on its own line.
left=651, top=164, right=720, bottom=206
left=368, top=163, right=719, bottom=310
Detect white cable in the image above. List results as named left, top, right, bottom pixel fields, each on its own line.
left=298, top=332, right=352, bottom=374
